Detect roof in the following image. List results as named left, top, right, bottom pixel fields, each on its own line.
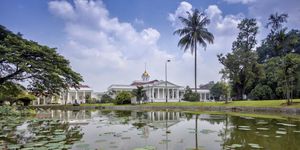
left=130, top=80, right=159, bottom=86
left=68, top=84, right=93, bottom=91
left=108, top=84, right=137, bottom=90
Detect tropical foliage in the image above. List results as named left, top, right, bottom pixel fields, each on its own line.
left=101, top=94, right=114, bottom=103
left=132, top=86, right=147, bottom=104
left=218, top=13, right=300, bottom=104
left=210, top=82, right=230, bottom=102
left=174, top=9, right=214, bottom=94
left=0, top=25, right=83, bottom=97
left=114, top=91, right=132, bottom=105
left=182, top=86, right=200, bottom=102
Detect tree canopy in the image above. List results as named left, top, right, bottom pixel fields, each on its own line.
left=218, top=18, right=262, bottom=100
left=0, top=25, right=83, bottom=96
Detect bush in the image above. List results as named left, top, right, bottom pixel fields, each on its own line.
left=182, top=86, right=200, bottom=102
left=250, top=84, right=274, bottom=100
left=17, top=93, right=36, bottom=106
left=114, top=91, right=132, bottom=105
left=101, top=94, right=114, bottom=103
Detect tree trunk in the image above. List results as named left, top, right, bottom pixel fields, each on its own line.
left=194, top=41, right=198, bottom=97
left=195, top=114, right=199, bottom=150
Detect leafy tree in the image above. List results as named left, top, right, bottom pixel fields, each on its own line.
left=16, top=92, right=36, bottom=106
left=249, top=84, right=274, bottom=100
left=0, top=81, right=24, bottom=105
left=0, top=25, right=83, bottom=96
left=210, top=82, right=229, bottom=102
left=101, top=94, right=113, bottom=103
left=132, top=86, right=146, bottom=104
left=0, top=81, right=36, bottom=106
left=174, top=9, right=214, bottom=94
left=182, top=86, right=200, bottom=102
left=114, top=91, right=132, bottom=105
left=218, top=18, right=262, bottom=100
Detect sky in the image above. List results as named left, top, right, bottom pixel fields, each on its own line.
left=0, top=0, right=299, bottom=92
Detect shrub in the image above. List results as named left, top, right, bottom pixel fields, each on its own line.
left=182, top=86, right=200, bottom=102
left=114, top=91, right=132, bottom=105
left=250, top=84, right=274, bottom=100
left=101, top=94, right=114, bottom=103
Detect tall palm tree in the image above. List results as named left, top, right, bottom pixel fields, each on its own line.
left=174, top=9, right=214, bottom=94
left=266, top=12, right=288, bottom=32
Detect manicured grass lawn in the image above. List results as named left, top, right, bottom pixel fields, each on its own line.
left=80, top=103, right=114, bottom=106
left=79, top=99, right=300, bottom=108
left=141, top=99, right=300, bottom=108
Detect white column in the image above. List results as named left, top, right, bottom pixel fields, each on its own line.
left=172, top=88, right=175, bottom=99
left=204, top=92, right=207, bottom=101
left=67, top=92, right=70, bottom=104
left=75, top=90, right=78, bottom=103
left=83, top=91, right=86, bottom=103
left=43, top=96, right=46, bottom=105
left=37, top=97, right=40, bottom=105
left=62, top=92, right=65, bottom=105
left=51, top=96, right=54, bottom=104
left=151, top=88, right=154, bottom=100
left=157, top=88, right=160, bottom=99
left=177, top=89, right=179, bottom=100
left=162, top=88, right=165, bottom=99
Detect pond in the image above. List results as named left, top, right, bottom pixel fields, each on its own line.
left=1, top=109, right=300, bottom=150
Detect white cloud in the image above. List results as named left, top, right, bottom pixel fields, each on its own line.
left=48, top=0, right=175, bottom=91
left=48, top=1, right=76, bottom=20
left=223, top=0, right=256, bottom=4
left=134, top=18, right=144, bottom=25
left=168, top=1, right=193, bottom=28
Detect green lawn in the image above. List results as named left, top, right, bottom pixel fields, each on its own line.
left=79, top=99, right=300, bottom=108
left=142, top=99, right=300, bottom=108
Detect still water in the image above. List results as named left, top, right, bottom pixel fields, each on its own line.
left=1, top=109, right=300, bottom=150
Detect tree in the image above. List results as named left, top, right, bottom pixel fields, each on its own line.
left=249, top=84, right=274, bottom=100
left=0, top=81, right=24, bottom=105
left=218, top=18, right=262, bottom=100
left=182, top=86, right=200, bottom=102
left=101, top=94, right=113, bottom=103
left=0, top=25, right=83, bottom=96
left=174, top=9, right=214, bottom=94
left=114, top=91, right=132, bottom=105
left=132, top=86, right=146, bottom=104
left=210, top=82, right=229, bottom=102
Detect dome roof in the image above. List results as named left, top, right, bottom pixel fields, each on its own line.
left=142, top=70, right=150, bottom=77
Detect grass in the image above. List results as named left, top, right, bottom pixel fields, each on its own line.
left=141, top=99, right=300, bottom=108
left=38, top=99, right=300, bottom=108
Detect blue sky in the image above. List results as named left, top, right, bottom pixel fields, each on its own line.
left=1, top=0, right=299, bottom=91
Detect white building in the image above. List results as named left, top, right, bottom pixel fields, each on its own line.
left=107, top=70, right=213, bottom=102
left=34, top=85, right=93, bottom=105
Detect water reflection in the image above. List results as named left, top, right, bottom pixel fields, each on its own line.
left=2, top=110, right=300, bottom=150
left=0, top=115, right=83, bottom=149
left=35, top=110, right=300, bottom=150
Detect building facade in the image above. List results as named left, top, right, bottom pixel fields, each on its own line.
left=107, top=70, right=213, bottom=102
left=34, top=85, right=93, bottom=105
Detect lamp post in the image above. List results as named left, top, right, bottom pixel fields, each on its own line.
left=165, top=59, right=171, bottom=103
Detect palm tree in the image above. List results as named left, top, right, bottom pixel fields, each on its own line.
left=174, top=9, right=214, bottom=94
left=132, top=86, right=146, bottom=104
left=266, top=12, right=288, bottom=32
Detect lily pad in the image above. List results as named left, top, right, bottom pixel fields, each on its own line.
left=248, top=143, right=263, bottom=149
left=277, top=123, right=296, bottom=127
left=229, top=144, right=243, bottom=148
left=257, top=128, right=269, bottom=131
left=276, top=131, right=287, bottom=135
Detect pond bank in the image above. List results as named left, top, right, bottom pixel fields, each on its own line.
left=30, top=105, right=300, bottom=115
